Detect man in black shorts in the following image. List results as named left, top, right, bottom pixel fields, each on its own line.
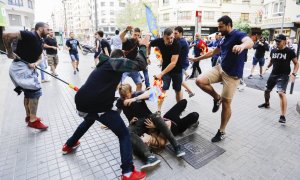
left=258, top=34, right=299, bottom=123
left=148, top=28, right=182, bottom=113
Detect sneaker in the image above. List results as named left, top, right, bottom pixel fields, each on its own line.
left=174, top=145, right=186, bottom=157
left=74, top=71, right=76, bottom=75
left=28, top=119, right=48, bottom=130
left=279, top=115, right=286, bottom=123
left=212, top=98, right=221, bottom=113
left=76, top=67, right=79, bottom=72
left=146, top=87, right=151, bottom=91
left=121, top=166, right=146, bottom=180
left=258, top=103, right=270, bottom=108
left=62, top=141, right=81, bottom=155
left=25, top=116, right=29, bottom=123
left=140, top=156, right=161, bottom=171
left=259, top=75, right=264, bottom=80
left=211, top=129, right=225, bottom=142
left=248, top=75, right=253, bottom=79
left=189, top=92, right=195, bottom=98
left=41, top=79, right=50, bottom=83
left=238, top=83, right=246, bottom=92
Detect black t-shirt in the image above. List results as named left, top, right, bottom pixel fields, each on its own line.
left=101, top=39, right=112, bottom=55
left=253, top=41, right=269, bottom=58
left=116, top=91, right=152, bottom=123
left=44, top=37, right=58, bottom=55
left=150, top=38, right=181, bottom=74
left=15, top=31, right=43, bottom=63
left=270, top=47, right=296, bottom=75
left=66, top=38, right=80, bottom=54
left=122, top=38, right=139, bottom=60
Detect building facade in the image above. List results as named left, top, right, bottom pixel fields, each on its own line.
left=158, top=0, right=263, bottom=40
left=261, top=0, right=300, bottom=41
left=4, top=0, right=35, bottom=31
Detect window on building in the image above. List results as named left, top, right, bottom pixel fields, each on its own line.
left=9, top=14, right=22, bottom=26
left=203, top=11, right=214, bottom=21
left=110, top=18, right=115, bottom=23
left=8, top=0, right=23, bottom=6
left=242, top=0, right=250, bottom=3
left=24, top=16, right=31, bottom=27
left=28, top=0, right=33, bottom=9
left=222, top=12, right=231, bottom=16
left=111, top=27, right=116, bottom=32
left=241, top=13, right=249, bottom=22
left=110, top=2, right=114, bottom=6
left=223, top=0, right=231, bottom=3
left=101, top=19, right=106, bottom=23
left=103, top=27, right=109, bottom=32
left=101, top=2, right=105, bottom=6
left=163, top=0, right=169, bottom=6
left=119, top=2, right=125, bottom=7
left=163, top=13, right=169, bottom=21
left=273, top=1, right=284, bottom=15
left=178, top=11, right=192, bottom=20
left=110, top=10, right=114, bottom=15
left=101, top=11, right=106, bottom=15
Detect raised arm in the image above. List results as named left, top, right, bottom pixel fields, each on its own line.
left=232, top=36, right=254, bottom=54
left=2, top=32, right=21, bottom=59
left=190, top=47, right=220, bottom=62
left=120, top=26, right=133, bottom=43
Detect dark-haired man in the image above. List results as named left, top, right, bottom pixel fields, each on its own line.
left=44, top=29, right=60, bottom=76
left=258, top=34, right=299, bottom=123
left=3, top=22, right=50, bottom=129
left=148, top=28, right=182, bottom=113
left=208, top=32, right=222, bottom=67
left=62, top=35, right=150, bottom=180
left=66, top=32, right=82, bottom=75
left=97, top=30, right=111, bottom=56
left=120, top=26, right=143, bottom=91
left=190, top=15, right=254, bottom=142
left=111, top=29, right=122, bottom=50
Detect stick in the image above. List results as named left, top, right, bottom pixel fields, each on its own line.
left=0, top=50, right=79, bottom=91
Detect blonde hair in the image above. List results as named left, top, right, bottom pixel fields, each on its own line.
left=118, top=83, right=132, bottom=97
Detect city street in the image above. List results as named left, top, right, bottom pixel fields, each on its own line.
left=0, top=49, right=300, bottom=180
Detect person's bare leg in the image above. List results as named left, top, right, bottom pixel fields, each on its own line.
left=250, top=65, right=256, bottom=75
left=71, top=61, right=76, bottom=71
left=182, top=82, right=193, bottom=94
left=219, top=98, right=232, bottom=132
left=28, top=98, right=39, bottom=122
left=76, top=60, right=79, bottom=69
left=175, top=90, right=183, bottom=102
left=196, top=75, right=220, bottom=100
left=259, top=66, right=263, bottom=75
left=24, top=98, right=30, bottom=117
left=94, top=58, right=99, bottom=67
left=278, top=92, right=287, bottom=116
left=136, top=83, right=142, bottom=91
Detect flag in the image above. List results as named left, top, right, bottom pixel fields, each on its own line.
left=145, top=5, right=158, bottom=38
left=197, top=39, right=208, bottom=54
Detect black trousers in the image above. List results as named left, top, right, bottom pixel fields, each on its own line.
left=191, top=61, right=201, bottom=78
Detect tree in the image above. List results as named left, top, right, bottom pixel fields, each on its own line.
left=262, top=30, right=270, bottom=40
left=233, top=20, right=251, bottom=34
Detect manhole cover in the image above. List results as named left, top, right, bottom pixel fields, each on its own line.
left=167, top=133, right=225, bottom=169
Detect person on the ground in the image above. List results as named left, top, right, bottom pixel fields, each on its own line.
left=3, top=22, right=50, bottom=130
left=62, top=36, right=150, bottom=180
left=189, top=15, right=254, bottom=142
left=174, top=26, right=195, bottom=98
left=65, top=32, right=82, bottom=75
left=248, top=37, right=269, bottom=79
left=111, top=29, right=122, bottom=50
left=120, top=26, right=144, bottom=91
left=117, top=84, right=199, bottom=170
left=208, top=32, right=222, bottom=67
left=189, top=33, right=208, bottom=78
left=44, top=29, right=60, bottom=76
left=258, top=34, right=299, bottom=123
left=147, top=28, right=182, bottom=114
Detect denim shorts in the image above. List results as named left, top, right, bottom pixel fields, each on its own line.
left=162, top=73, right=183, bottom=92
left=121, top=71, right=142, bottom=84
left=266, top=74, right=289, bottom=93
left=23, top=89, right=42, bottom=98
left=70, top=53, right=79, bottom=61
left=252, top=56, right=265, bottom=66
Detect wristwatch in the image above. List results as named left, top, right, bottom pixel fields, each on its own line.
left=292, top=73, right=297, bottom=76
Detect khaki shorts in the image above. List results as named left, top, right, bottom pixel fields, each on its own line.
left=47, top=54, right=59, bottom=66
left=203, top=65, right=240, bottom=99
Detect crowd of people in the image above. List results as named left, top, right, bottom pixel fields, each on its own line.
left=2, top=15, right=299, bottom=180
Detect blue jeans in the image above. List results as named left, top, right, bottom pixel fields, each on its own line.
left=66, top=110, right=133, bottom=174
left=143, top=68, right=150, bottom=88
left=39, top=58, right=47, bottom=80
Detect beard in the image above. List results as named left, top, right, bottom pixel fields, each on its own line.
left=41, top=30, right=48, bottom=38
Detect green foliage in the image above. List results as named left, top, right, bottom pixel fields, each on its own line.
left=262, top=30, right=270, bottom=39
left=233, top=20, right=251, bottom=34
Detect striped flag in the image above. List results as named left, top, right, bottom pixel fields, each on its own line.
left=145, top=5, right=158, bottom=38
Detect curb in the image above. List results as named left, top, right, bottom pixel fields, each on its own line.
left=297, top=101, right=300, bottom=115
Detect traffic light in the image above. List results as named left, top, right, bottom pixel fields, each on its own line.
left=297, top=0, right=300, bottom=5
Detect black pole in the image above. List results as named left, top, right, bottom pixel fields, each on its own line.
left=95, top=0, right=98, bottom=31
left=297, top=33, right=300, bottom=59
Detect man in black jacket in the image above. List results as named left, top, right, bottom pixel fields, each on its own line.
left=61, top=37, right=150, bottom=180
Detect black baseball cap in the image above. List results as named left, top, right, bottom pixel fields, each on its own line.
left=275, top=34, right=286, bottom=42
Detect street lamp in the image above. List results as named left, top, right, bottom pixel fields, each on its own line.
left=62, top=0, right=68, bottom=36
left=280, top=0, right=286, bottom=33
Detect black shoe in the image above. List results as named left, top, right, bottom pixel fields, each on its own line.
left=212, top=98, right=221, bottom=113
left=279, top=115, right=286, bottom=123
left=174, top=145, right=185, bottom=157
left=258, top=103, right=270, bottom=108
left=259, top=75, right=264, bottom=80
left=248, top=75, right=253, bottom=79
left=211, top=129, right=225, bottom=143
left=189, top=120, right=199, bottom=129
left=76, top=67, right=79, bottom=72
left=140, top=156, right=161, bottom=171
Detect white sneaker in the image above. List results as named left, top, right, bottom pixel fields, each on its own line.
left=238, top=83, right=246, bottom=92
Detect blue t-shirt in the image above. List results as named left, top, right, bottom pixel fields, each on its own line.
left=178, top=38, right=189, bottom=69
left=217, top=30, right=247, bottom=78
left=208, top=39, right=221, bottom=59
left=66, top=38, right=80, bottom=54
left=192, top=39, right=201, bottom=57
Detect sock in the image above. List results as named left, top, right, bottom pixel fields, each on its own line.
left=123, top=172, right=132, bottom=177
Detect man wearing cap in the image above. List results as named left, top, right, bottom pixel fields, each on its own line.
left=258, top=34, right=299, bottom=123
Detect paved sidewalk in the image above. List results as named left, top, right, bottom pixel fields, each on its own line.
left=0, top=51, right=300, bottom=180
